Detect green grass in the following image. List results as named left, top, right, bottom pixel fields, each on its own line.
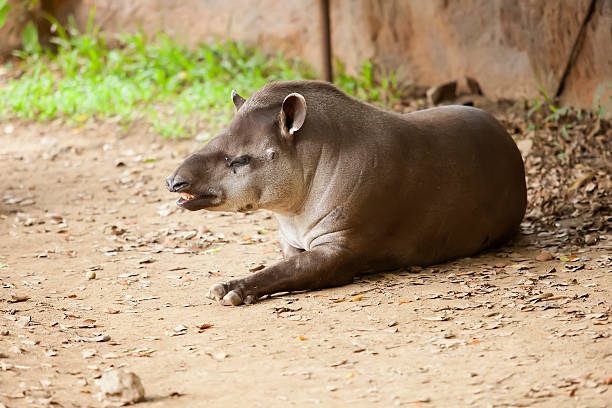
left=0, top=16, right=404, bottom=138
left=0, top=20, right=315, bottom=138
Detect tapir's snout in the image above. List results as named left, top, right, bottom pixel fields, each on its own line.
left=165, top=173, right=190, bottom=192
left=165, top=160, right=224, bottom=211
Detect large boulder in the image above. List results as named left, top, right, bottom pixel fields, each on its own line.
left=331, top=0, right=593, bottom=101
left=560, top=0, right=612, bottom=114
left=69, top=0, right=324, bottom=73
left=2, top=0, right=610, bottom=114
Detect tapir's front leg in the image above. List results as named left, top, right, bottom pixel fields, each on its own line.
left=207, top=245, right=356, bottom=306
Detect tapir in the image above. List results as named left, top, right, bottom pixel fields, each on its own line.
left=166, top=80, right=527, bottom=306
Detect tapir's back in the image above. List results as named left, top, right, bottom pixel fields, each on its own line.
left=362, top=105, right=527, bottom=266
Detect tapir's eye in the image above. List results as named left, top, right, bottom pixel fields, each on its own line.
left=229, top=155, right=251, bottom=168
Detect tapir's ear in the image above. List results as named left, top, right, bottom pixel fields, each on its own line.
left=231, top=89, right=246, bottom=110
left=279, top=93, right=307, bottom=138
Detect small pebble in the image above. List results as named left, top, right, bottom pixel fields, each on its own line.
left=584, top=234, right=597, bottom=246
left=96, top=369, right=145, bottom=404
left=86, top=270, right=96, bottom=280
left=536, top=252, right=553, bottom=262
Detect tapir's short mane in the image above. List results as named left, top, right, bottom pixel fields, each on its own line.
left=243, top=80, right=354, bottom=113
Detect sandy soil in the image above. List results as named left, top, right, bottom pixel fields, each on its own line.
left=0, top=120, right=610, bottom=408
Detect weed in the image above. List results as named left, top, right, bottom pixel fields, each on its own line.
left=0, top=0, right=10, bottom=30
left=0, top=15, right=316, bottom=137
left=526, top=86, right=573, bottom=127
left=1, top=12, right=409, bottom=138
left=334, top=59, right=405, bottom=107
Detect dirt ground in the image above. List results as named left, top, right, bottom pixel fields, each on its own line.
left=0, top=119, right=610, bottom=408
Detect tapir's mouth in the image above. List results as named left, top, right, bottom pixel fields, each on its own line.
left=177, top=192, right=196, bottom=204
left=175, top=191, right=222, bottom=211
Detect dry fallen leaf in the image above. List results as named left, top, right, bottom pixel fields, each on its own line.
left=77, top=334, right=110, bottom=342
left=110, top=225, right=126, bottom=235
left=249, top=264, right=265, bottom=273
left=196, top=323, right=213, bottom=332
left=166, top=325, right=188, bottom=337
left=79, top=319, right=97, bottom=328
left=206, top=352, right=227, bottom=361
left=8, top=295, right=30, bottom=303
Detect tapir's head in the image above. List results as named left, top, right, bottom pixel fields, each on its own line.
left=166, top=87, right=308, bottom=213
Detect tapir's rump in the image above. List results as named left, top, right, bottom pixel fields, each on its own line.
left=167, top=80, right=527, bottom=306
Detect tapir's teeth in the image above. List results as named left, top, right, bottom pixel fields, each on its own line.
left=180, top=193, right=195, bottom=200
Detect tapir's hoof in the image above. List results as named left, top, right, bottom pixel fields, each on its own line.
left=222, top=290, right=243, bottom=306
left=244, top=295, right=258, bottom=304
left=209, top=283, right=228, bottom=300
left=208, top=282, right=257, bottom=306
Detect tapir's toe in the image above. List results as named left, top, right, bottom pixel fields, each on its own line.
left=222, top=290, right=243, bottom=306
left=208, top=282, right=258, bottom=306
left=209, top=283, right=228, bottom=300
left=244, top=294, right=258, bottom=304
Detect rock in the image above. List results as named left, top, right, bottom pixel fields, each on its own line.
left=86, top=270, right=97, bottom=280
left=331, top=0, right=595, bottom=103
left=560, top=1, right=612, bottom=114
left=67, top=0, right=324, bottom=76
left=516, top=139, right=533, bottom=159
left=96, top=369, right=145, bottom=405
left=8, top=345, right=24, bottom=354
left=4, top=0, right=608, bottom=112
left=426, top=81, right=458, bottom=105
left=536, top=252, right=554, bottom=262
left=15, top=316, right=31, bottom=328
left=584, top=234, right=597, bottom=246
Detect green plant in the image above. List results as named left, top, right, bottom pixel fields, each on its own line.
left=334, top=59, right=405, bottom=107
left=21, top=21, right=40, bottom=55
left=0, top=11, right=409, bottom=138
left=0, top=0, right=11, bottom=30
left=0, top=16, right=318, bottom=137
left=526, top=86, right=572, bottom=124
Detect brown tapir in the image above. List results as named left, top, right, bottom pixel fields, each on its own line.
left=166, top=80, right=526, bottom=306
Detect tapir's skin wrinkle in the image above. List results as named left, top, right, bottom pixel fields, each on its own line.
left=166, top=80, right=527, bottom=306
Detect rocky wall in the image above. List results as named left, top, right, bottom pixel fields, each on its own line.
left=1, top=0, right=610, bottom=114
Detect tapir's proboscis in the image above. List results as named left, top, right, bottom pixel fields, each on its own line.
left=166, top=80, right=527, bottom=306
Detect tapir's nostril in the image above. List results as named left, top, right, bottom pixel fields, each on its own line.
left=166, top=174, right=190, bottom=192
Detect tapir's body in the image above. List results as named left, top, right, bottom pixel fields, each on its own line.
left=167, top=80, right=527, bottom=305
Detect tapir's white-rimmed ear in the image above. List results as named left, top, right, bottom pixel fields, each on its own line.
left=279, top=92, right=307, bottom=138
left=231, top=89, right=246, bottom=110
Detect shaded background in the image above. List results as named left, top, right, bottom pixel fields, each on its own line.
left=1, top=0, right=611, bottom=114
